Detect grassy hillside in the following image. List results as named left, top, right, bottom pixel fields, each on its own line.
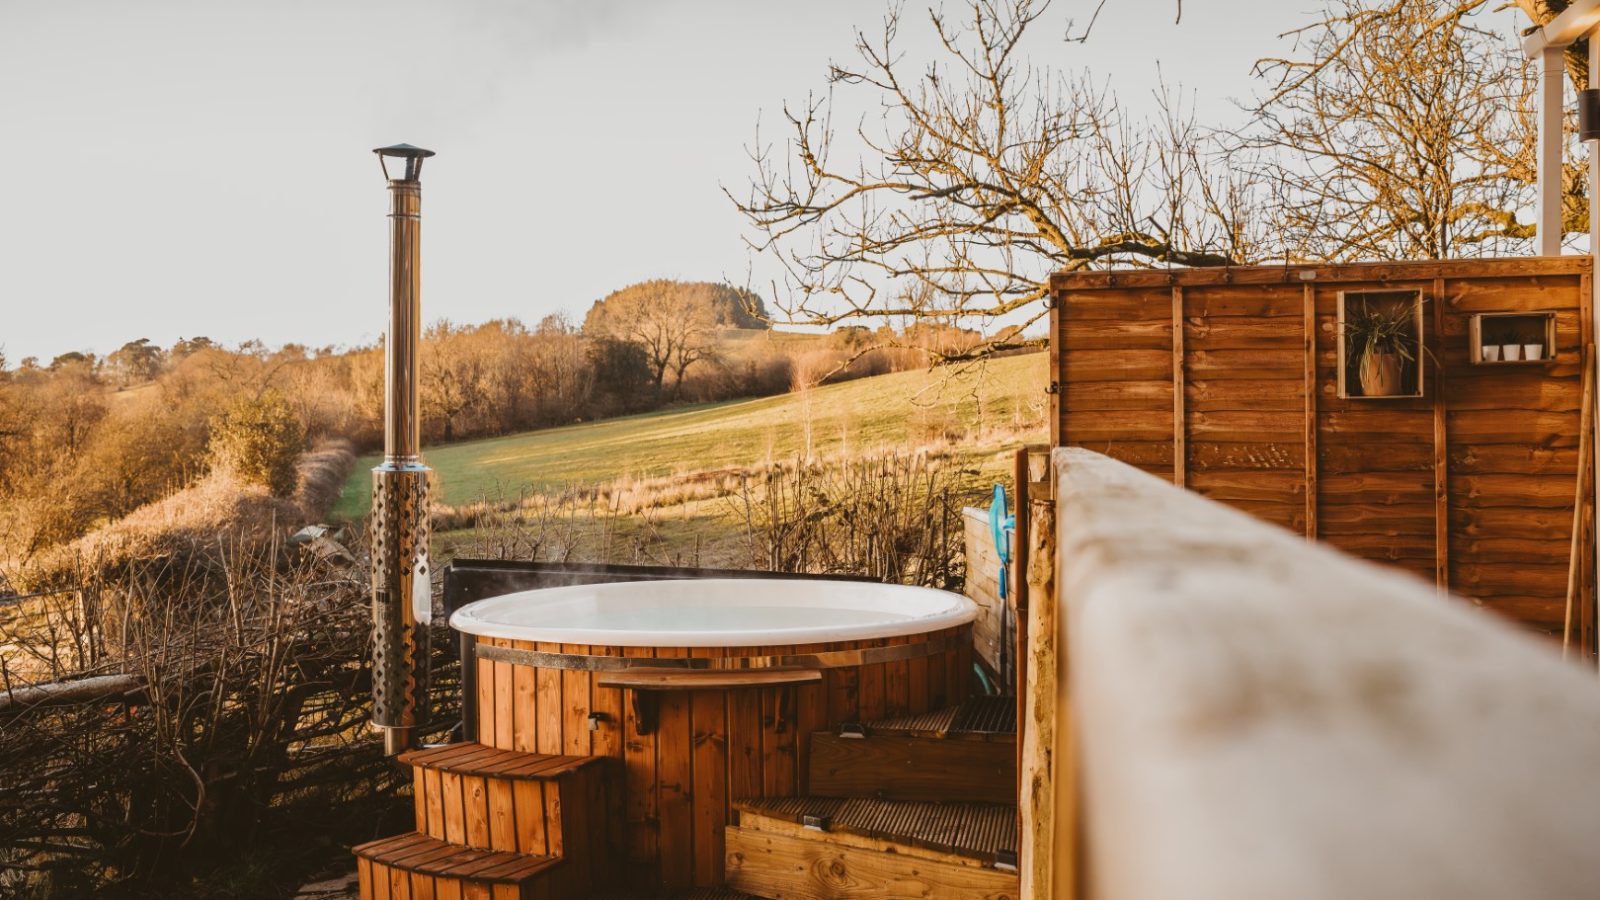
left=333, top=353, right=1046, bottom=520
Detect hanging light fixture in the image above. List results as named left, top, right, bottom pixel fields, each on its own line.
left=1580, top=88, right=1600, bottom=142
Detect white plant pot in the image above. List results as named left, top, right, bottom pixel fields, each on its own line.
left=1502, top=344, right=1521, bottom=361
left=1481, top=345, right=1501, bottom=362
left=1523, top=343, right=1544, bottom=361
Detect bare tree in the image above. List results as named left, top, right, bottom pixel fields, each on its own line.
left=421, top=320, right=488, bottom=443
left=1248, top=0, right=1570, bottom=260
left=583, top=281, right=730, bottom=399
left=731, top=0, right=1254, bottom=356
left=1249, top=0, right=1597, bottom=261
left=1264, top=2, right=1587, bottom=94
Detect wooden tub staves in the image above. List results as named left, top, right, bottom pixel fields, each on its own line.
left=449, top=578, right=977, bottom=892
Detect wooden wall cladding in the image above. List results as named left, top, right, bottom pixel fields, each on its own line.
left=1049, top=258, right=1594, bottom=640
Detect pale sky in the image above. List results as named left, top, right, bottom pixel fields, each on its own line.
left=0, top=0, right=1526, bottom=362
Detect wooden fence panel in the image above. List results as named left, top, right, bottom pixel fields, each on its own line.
left=1051, top=258, right=1594, bottom=641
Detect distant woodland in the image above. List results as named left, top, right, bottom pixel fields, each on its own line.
left=0, top=279, right=1004, bottom=568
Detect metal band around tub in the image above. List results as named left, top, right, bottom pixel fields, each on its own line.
left=472, top=631, right=965, bottom=672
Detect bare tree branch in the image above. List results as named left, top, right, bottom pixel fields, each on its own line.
left=1243, top=0, right=1572, bottom=260
left=730, top=0, right=1253, bottom=359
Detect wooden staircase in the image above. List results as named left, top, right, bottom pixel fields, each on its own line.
left=724, top=697, right=1021, bottom=899
left=353, top=742, right=613, bottom=899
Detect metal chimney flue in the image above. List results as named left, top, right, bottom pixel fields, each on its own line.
left=370, top=142, right=435, bottom=755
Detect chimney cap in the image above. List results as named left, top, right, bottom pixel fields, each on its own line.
left=373, top=143, right=436, bottom=158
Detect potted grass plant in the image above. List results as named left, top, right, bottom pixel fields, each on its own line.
left=1344, top=298, right=1417, bottom=396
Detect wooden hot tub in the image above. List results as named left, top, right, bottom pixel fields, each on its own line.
left=449, top=577, right=977, bottom=890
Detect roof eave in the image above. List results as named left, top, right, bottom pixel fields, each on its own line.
left=1523, top=0, right=1600, bottom=58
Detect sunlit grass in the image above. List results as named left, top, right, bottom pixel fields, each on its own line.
left=333, top=353, right=1046, bottom=520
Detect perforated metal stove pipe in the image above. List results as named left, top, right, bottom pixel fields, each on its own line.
left=370, top=143, right=435, bottom=755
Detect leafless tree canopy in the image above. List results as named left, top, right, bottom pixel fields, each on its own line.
left=1248, top=0, right=1583, bottom=261
left=582, top=280, right=766, bottom=398
left=731, top=0, right=1257, bottom=351
left=735, top=0, right=1589, bottom=348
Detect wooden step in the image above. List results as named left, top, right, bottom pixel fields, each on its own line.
left=807, top=729, right=1015, bottom=804
left=398, top=742, right=601, bottom=780
left=398, top=742, right=612, bottom=889
left=734, top=797, right=1017, bottom=869
left=588, top=883, right=761, bottom=890
left=354, top=832, right=561, bottom=900
left=854, top=696, right=1016, bottom=741
left=726, top=799, right=1019, bottom=899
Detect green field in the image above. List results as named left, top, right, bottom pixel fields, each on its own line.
left=333, top=353, right=1047, bottom=520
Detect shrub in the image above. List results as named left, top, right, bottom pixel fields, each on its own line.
left=208, top=390, right=305, bottom=496
left=730, top=450, right=969, bottom=589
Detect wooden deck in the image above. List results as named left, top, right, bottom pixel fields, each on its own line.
left=857, top=694, right=1016, bottom=740
left=733, top=796, right=1017, bottom=866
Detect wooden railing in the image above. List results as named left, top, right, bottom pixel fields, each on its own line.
left=1021, top=448, right=1600, bottom=899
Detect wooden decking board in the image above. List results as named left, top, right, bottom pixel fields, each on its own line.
left=588, top=883, right=761, bottom=890
left=862, top=696, right=1016, bottom=741
left=395, top=839, right=469, bottom=871
left=724, top=827, right=1020, bottom=899
left=966, top=803, right=1016, bottom=857
left=439, top=745, right=507, bottom=769
left=358, top=832, right=433, bottom=860
left=736, top=796, right=1019, bottom=865
left=839, top=797, right=960, bottom=856
left=437, top=851, right=545, bottom=882
left=401, top=741, right=600, bottom=781
left=401, top=744, right=465, bottom=766
left=949, top=696, right=1017, bottom=736
left=498, top=754, right=578, bottom=779
left=355, top=832, right=559, bottom=885
left=733, top=797, right=821, bottom=822
left=473, top=750, right=563, bottom=777
left=903, top=800, right=963, bottom=855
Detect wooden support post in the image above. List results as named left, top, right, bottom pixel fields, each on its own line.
left=1303, top=283, right=1318, bottom=541
left=1020, top=492, right=1067, bottom=899
left=1433, top=278, right=1450, bottom=593
left=1588, top=36, right=1599, bottom=671
left=1537, top=45, right=1566, bottom=256
left=1172, top=285, right=1187, bottom=487
left=1566, top=349, right=1595, bottom=659
left=1580, top=274, right=1596, bottom=662
left=1013, top=446, right=1031, bottom=808
left=1049, top=289, right=1063, bottom=447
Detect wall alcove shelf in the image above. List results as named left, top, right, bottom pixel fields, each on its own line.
left=1470, top=311, right=1558, bottom=365
left=1336, top=289, right=1426, bottom=399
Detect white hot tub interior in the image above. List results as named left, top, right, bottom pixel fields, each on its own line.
left=448, top=577, right=977, bottom=647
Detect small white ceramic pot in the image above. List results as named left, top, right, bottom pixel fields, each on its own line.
left=1502, top=344, right=1522, bottom=361
left=1481, top=345, right=1501, bottom=362
left=1523, top=343, right=1544, bottom=361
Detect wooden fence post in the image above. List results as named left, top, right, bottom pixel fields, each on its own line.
left=1020, top=493, right=1065, bottom=899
